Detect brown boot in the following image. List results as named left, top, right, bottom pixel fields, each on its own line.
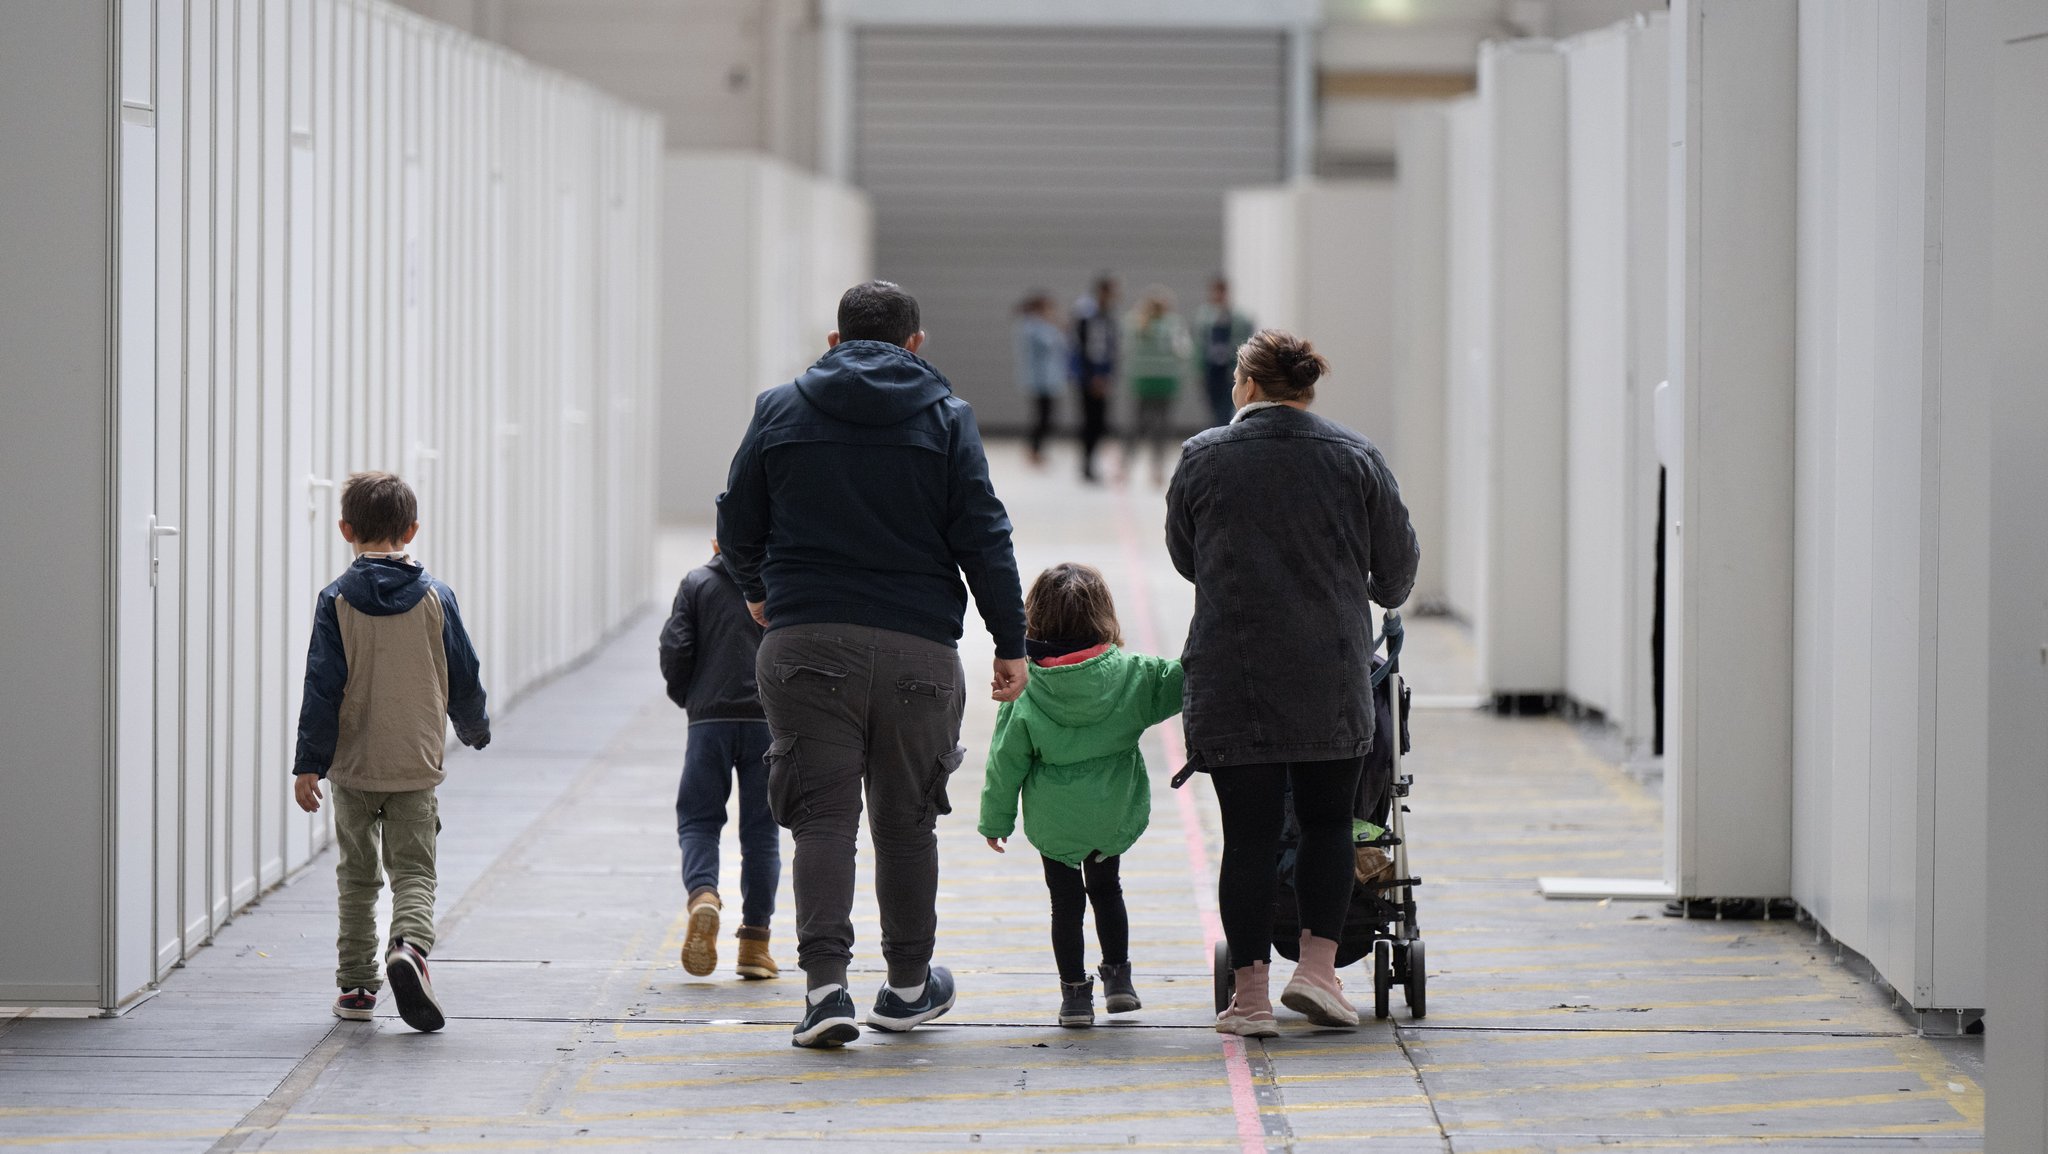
left=734, top=925, right=779, bottom=980
left=681, top=887, right=721, bottom=976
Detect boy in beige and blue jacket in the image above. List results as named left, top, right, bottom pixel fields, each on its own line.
left=292, top=471, right=490, bottom=1031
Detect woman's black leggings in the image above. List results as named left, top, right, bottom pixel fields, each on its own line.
left=1212, top=757, right=1365, bottom=969
left=1042, top=853, right=1128, bottom=983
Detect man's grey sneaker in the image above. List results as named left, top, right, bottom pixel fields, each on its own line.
left=867, top=965, right=957, bottom=1032
left=384, top=937, right=446, bottom=1033
left=1059, top=979, right=1095, bottom=1028
left=1099, top=961, right=1142, bottom=1014
left=332, top=987, right=376, bottom=1021
left=792, top=988, right=861, bottom=1048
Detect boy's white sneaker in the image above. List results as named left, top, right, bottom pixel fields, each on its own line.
left=332, top=988, right=377, bottom=1021
left=384, top=938, right=446, bottom=1033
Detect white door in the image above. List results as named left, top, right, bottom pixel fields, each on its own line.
left=112, top=0, right=162, bottom=1008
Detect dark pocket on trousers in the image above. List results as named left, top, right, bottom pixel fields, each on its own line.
left=765, top=735, right=803, bottom=829
left=774, top=661, right=849, bottom=686
left=925, top=746, right=966, bottom=819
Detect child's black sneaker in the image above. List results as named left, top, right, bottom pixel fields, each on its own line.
left=1059, top=979, right=1095, bottom=1028
left=384, top=937, right=446, bottom=1033
left=867, top=965, right=957, bottom=1032
left=793, top=987, right=860, bottom=1048
left=1099, top=961, right=1142, bottom=1013
left=332, top=988, right=377, bottom=1021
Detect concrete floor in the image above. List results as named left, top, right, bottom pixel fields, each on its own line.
left=0, top=441, right=1984, bottom=1152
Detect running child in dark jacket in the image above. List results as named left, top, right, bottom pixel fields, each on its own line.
left=660, top=542, right=782, bottom=981
left=978, top=563, right=1184, bottom=1027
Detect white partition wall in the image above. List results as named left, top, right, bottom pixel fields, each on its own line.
left=659, top=152, right=873, bottom=526
left=1987, top=3, right=2048, bottom=1139
left=1663, top=0, right=1798, bottom=900
left=1440, top=42, right=1569, bottom=699
left=1790, top=0, right=1992, bottom=1015
left=0, top=0, right=662, bottom=1011
left=1390, top=107, right=1450, bottom=613
left=1560, top=16, right=1666, bottom=746
left=1224, top=180, right=1398, bottom=449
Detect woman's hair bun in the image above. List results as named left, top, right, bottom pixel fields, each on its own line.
left=1236, top=329, right=1329, bottom=401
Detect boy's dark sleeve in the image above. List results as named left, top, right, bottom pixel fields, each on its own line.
left=435, top=581, right=491, bottom=749
left=943, top=402, right=1027, bottom=660
left=658, top=575, right=697, bottom=709
left=293, top=590, right=347, bottom=778
left=1363, top=446, right=1421, bottom=610
left=715, top=401, right=771, bottom=603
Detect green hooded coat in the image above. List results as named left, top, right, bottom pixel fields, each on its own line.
left=977, top=647, right=1185, bottom=867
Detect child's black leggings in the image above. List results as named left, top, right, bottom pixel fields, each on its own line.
left=1041, top=853, right=1128, bottom=984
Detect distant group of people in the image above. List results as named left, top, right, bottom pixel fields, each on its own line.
left=1015, top=274, right=1255, bottom=485
left=292, top=279, right=1418, bottom=1055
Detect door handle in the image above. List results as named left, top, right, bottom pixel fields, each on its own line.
left=148, top=515, right=179, bottom=587
left=308, top=474, right=335, bottom=516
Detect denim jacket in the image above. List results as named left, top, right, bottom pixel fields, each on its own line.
left=1165, top=405, right=1419, bottom=769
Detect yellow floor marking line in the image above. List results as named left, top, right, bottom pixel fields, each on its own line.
left=557, top=1073, right=1231, bottom=1123
left=582, top=1045, right=1312, bottom=1093
left=1424, top=1062, right=1912, bottom=1103
left=1417, top=990, right=1845, bottom=1022
left=1280, top=1039, right=1896, bottom=1084
left=1886, top=1035, right=1986, bottom=1128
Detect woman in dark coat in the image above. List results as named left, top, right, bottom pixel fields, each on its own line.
left=1164, top=329, right=1420, bottom=1036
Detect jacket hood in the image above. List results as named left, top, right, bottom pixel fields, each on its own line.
left=793, top=340, right=954, bottom=426
left=335, top=555, right=431, bottom=617
left=1021, top=646, right=1129, bottom=730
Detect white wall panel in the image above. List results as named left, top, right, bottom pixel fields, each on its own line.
left=0, top=0, right=662, bottom=1009
left=1663, top=0, right=1798, bottom=900
left=1789, top=0, right=1990, bottom=1014
left=1438, top=42, right=1569, bottom=697
left=1390, top=106, right=1449, bottom=613
left=1561, top=15, right=1665, bottom=745
left=1223, top=181, right=1399, bottom=453
left=658, top=151, right=872, bottom=526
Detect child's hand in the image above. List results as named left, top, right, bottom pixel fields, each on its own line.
left=293, top=774, right=323, bottom=814
left=985, top=837, right=1007, bottom=854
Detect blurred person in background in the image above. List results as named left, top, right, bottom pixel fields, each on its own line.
left=1013, top=291, right=1068, bottom=466
left=1194, top=277, right=1255, bottom=428
left=1120, top=285, right=1190, bottom=487
left=1071, top=274, right=1121, bottom=484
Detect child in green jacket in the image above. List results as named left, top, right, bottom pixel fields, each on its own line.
left=980, top=563, right=1184, bottom=1027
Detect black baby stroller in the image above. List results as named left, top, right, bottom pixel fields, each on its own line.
left=1206, top=611, right=1425, bottom=1020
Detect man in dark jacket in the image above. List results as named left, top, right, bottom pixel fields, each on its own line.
left=716, top=280, right=1028, bottom=1049
left=660, top=545, right=781, bottom=983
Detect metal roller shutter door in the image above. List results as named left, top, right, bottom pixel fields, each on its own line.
left=855, top=27, right=1287, bottom=432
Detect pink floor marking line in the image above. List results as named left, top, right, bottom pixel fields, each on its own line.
left=1109, top=484, right=1268, bottom=1154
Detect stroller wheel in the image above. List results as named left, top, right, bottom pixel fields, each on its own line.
left=1212, top=940, right=1234, bottom=1016
left=1372, top=940, right=1393, bottom=1020
left=1404, top=939, right=1427, bottom=1019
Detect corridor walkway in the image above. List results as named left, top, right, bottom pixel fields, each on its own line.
left=0, top=444, right=1984, bottom=1152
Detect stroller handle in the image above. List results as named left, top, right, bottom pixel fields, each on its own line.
left=1369, top=610, right=1404, bottom=689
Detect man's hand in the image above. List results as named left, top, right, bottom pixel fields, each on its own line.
left=986, top=836, right=1007, bottom=854
left=293, top=774, right=323, bottom=814
left=991, top=656, right=1028, bottom=702
left=747, top=600, right=770, bottom=628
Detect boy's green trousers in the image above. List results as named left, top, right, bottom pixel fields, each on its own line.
left=331, top=784, right=440, bottom=991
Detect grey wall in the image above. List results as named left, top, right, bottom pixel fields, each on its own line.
left=853, top=27, right=1287, bottom=432
left=1986, top=5, right=2048, bottom=1146
left=0, top=2, right=113, bottom=1004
